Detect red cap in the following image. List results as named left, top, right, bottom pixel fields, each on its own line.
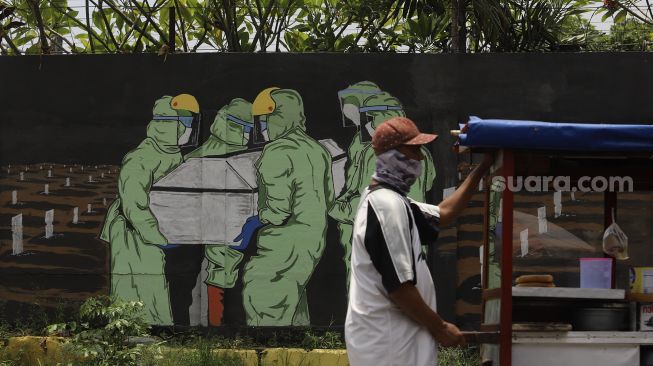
left=372, top=117, right=438, bottom=154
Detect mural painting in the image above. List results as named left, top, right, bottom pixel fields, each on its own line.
left=5, top=54, right=651, bottom=330
left=0, top=81, right=438, bottom=328
left=329, top=82, right=436, bottom=284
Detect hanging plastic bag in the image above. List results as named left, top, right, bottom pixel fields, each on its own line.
left=603, top=209, right=629, bottom=260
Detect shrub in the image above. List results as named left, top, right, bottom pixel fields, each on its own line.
left=46, top=296, right=151, bottom=366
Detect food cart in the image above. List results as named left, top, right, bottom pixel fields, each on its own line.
left=456, top=118, right=653, bottom=366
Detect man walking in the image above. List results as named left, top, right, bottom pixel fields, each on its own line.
left=345, top=117, right=492, bottom=365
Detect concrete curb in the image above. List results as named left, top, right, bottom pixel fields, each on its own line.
left=261, top=348, right=349, bottom=366
left=2, top=336, right=66, bottom=364
left=1, top=336, right=349, bottom=366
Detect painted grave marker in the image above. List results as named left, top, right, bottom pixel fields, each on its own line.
left=12, top=214, right=23, bottom=255
left=45, top=209, right=54, bottom=239
left=537, top=206, right=548, bottom=234
left=554, top=191, right=562, bottom=218
left=520, top=229, right=529, bottom=257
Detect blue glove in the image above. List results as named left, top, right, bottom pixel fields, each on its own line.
left=156, top=244, right=180, bottom=250
left=232, top=215, right=265, bottom=251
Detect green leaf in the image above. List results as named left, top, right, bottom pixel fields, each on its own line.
left=92, top=11, right=105, bottom=32
left=614, top=9, right=627, bottom=23
left=601, top=8, right=616, bottom=22
left=25, top=42, right=41, bottom=54
left=238, top=30, right=250, bottom=48
left=116, top=13, right=124, bottom=31
left=160, top=7, right=169, bottom=26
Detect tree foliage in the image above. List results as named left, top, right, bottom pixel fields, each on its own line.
left=0, top=0, right=649, bottom=54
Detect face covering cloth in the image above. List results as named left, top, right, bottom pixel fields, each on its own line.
left=372, top=149, right=422, bottom=194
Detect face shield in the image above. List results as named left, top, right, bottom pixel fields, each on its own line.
left=342, top=104, right=361, bottom=127
left=251, top=87, right=279, bottom=146
left=249, top=115, right=269, bottom=147
left=358, top=105, right=404, bottom=142
left=254, top=116, right=269, bottom=144
left=154, top=113, right=201, bottom=147
left=226, top=114, right=268, bottom=146
left=338, top=88, right=382, bottom=128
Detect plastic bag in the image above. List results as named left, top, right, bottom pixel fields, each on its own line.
left=603, top=209, right=629, bottom=260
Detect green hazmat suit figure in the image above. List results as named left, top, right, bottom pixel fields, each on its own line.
left=356, top=93, right=436, bottom=202
left=241, top=88, right=335, bottom=326
left=185, top=98, right=251, bottom=159
left=100, top=94, right=200, bottom=325
left=334, top=81, right=383, bottom=198
left=330, top=92, right=436, bottom=283
left=328, top=81, right=383, bottom=288
left=184, top=98, right=253, bottom=326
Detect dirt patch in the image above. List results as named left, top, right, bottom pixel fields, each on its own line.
left=0, top=163, right=115, bottom=306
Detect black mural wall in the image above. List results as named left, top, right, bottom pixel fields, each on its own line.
left=1, top=53, right=652, bottom=330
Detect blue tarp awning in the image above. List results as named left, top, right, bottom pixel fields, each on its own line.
left=457, top=117, right=653, bottom=152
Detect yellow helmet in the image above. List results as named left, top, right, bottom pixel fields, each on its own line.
left=252, top=87, right=280, bottom=116
left=171, top=94, right=200, bottom=114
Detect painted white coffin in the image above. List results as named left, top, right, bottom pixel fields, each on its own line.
left=149, top=139, right=346, bottom=244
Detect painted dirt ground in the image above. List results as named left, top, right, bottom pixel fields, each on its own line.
left=0, top=163, right=116, bottom=307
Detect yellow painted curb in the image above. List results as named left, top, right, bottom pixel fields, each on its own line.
left=2, top=336, right=65, bottom=364
left=307, top=349, right=349, bottom=366
left=261, top=347, right=349, bottom=366
left=214, top=349, right=259, bottom=366
left=1, top=337, right=351, bottom=366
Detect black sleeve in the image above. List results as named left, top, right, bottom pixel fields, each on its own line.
left=364, top=205, right=416, bottom=293
left=409, top=203, right=440, bottom=246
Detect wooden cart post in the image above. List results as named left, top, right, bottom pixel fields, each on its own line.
left=499, top=150, right=514, bottom=366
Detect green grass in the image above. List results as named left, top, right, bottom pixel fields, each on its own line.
left=140, top=340, right=245, bottom=366
left=438, top=346, right=480, bottom=366
left=0, top=341, right=247, bottom=366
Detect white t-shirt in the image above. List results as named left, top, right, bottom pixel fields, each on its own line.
left=345, top=185, right=440, bottom=366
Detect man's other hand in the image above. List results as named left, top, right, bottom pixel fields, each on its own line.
left=434, top=322, right=466, bottom=347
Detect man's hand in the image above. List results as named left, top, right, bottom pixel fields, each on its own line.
left=433, top=322, right=466, bottom=347
left=389, top=283, right=466, bottom=347
left=438, top=152, right=495, bottom=227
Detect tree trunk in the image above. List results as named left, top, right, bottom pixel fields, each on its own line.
left=450, top=0, right=466, bottom=53
left=168, top=5, right=176, bottom=52
left=85, top=0, right=95, bottom=53
left=28, top=0, right=50, bottom=54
